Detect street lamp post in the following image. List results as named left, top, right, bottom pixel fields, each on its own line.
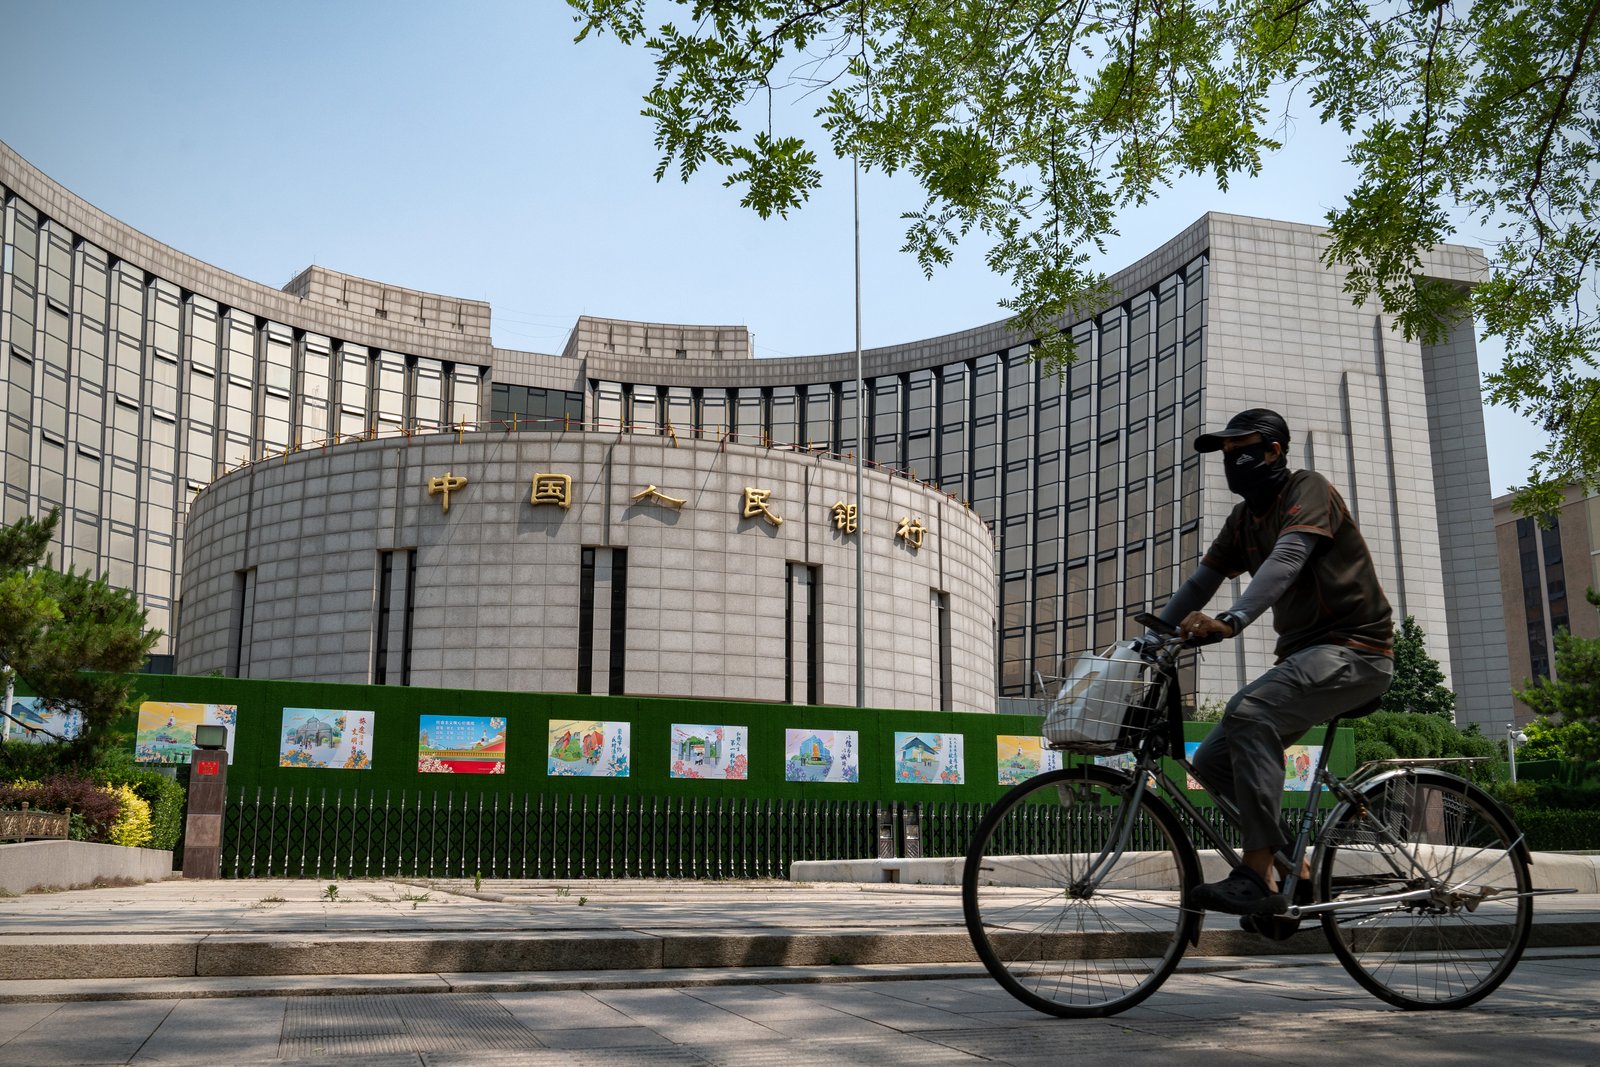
left=1506, top=722, right=1528, bottom=783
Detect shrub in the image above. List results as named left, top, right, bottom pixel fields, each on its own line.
left=1350, top=712, right=1500, bottom=784
left=0, top=775, right=122, bottom=839
left=94, top=767, right=185, bottom=851
left=1508, top=808, right=1600, bottom=851
left=100, top=783, right=153, bottom=847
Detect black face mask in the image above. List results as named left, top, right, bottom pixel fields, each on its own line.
left=1224, top=442, right=1287, bottom=504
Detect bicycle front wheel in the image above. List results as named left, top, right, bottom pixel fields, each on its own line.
left=1316, top=769, right=1533, bottom=1009
left=961, top=764, right=1201, bottom=1018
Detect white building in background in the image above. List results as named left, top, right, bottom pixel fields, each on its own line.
left=0, top=139, right=1510, bottom=724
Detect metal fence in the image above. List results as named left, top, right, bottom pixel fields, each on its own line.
left=222, top=787, right=1311, bottom=880
left=224, top=788, right=881, bottom=880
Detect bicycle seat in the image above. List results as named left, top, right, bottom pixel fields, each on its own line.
left=1328, top=696, right=1383, bottom=728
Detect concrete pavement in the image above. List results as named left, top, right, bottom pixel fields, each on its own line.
left=1, top=952, right=1598, bottom=1065
left=1, top=879, right=1599, bottom=1064
left=3, top=878, right=1600, bottom=994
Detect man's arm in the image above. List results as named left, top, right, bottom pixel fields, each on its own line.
left=1179, top=531, right=1319, bottom=639
left=1157, top=564, right=1226, bottom=627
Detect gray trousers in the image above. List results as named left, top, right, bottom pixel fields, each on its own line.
left=1191, top=643, right=1394, bottom=852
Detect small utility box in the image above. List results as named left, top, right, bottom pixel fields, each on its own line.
left=181, top=724, right=228, bottom=879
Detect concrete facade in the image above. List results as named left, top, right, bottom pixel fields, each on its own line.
left=177, top=433, right=998, bottom=711
left=1493, top=486, right=1600, bottom=720
left=0, top=136, right=1514, bottom=722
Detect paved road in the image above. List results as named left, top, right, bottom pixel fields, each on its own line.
left=3, top=879, right=1599, bottom=1064
left=2, top=952, right=1598, bottom=1066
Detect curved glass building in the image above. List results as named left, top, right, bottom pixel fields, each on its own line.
left=0, top=139, right=1512, bottom=725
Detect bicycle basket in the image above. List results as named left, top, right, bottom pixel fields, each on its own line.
left=1042, top=641, right=1162, bottom=754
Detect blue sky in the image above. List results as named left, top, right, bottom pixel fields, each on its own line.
left=0, top=0, right=1538, bottom=493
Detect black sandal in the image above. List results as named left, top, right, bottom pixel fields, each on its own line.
left=1189, top=865, right=1283, bottom=916
left=1240, top=875, right=1315, bottom=939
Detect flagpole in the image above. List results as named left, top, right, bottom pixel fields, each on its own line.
left=854, top=155, right=865, bottom=709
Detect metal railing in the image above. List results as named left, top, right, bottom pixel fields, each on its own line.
left=221, top=787, right=1317, bottom=880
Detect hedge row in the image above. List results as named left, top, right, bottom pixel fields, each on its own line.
left=1510, top=807, right=1600, bottom=852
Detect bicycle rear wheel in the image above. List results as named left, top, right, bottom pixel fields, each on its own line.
left=962, top=764, right=1200, bottom=1017
left=1316, top=769, right=1533, bottom=1009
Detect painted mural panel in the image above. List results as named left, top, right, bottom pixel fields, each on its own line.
left=4, top=697, right=82, bottom=746
left=894, top=731, right=964, bottom=785
left=783, top=729, right=859, bottom=783
left=547, top=719, right=631, bottom=777
left=995, top=735, right=1063, bottom=785
left=278, top=707, right=375, bottom=770
left=418, top=715, right=507, bottom=774
left=135, top=702, right=237, bottom=765
left=669, top=723, right=749, bottom=780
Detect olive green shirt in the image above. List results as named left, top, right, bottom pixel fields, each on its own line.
left=1201, top=469, right=1393, bottom=661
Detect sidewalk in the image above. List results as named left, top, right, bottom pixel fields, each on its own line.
left=1, top=878, right=1598, bottom=1002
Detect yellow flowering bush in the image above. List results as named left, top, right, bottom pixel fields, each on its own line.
left=101, top=783, right=153, bottom=848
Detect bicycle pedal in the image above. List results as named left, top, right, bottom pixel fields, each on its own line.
left=1240, top=913, right=1301, bottom=941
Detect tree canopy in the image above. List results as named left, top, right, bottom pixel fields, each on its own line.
left=1514, top=587, right=1600, bottom=765
left=1379, top=615, right=1456, bottom=719
left=571, top=0, right=1600, bottom=515
left=0, top=509, right=159, bottom=763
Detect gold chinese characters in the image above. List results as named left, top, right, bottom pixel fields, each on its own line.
left=426, top=472, right=468, bottom=513
left=830, top=500, right=858, bottom=534
left=530, top=473, right=573, bottom=509
left=631, top=485, right=687, bottom=509
left=742, top=487, right=784, bottom=526
left=897, top=516, right=927, bottom=549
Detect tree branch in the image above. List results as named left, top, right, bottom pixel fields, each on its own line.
left=1528, top=0, right=1600, bottom=236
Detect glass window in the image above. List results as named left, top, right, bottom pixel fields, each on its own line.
left=224, top=312, right=255, bottom=382
left=185, top=299, right=217, bottom=373
left=870, top=377, right=900, bottom=466
left=79, top=250, right=109, bottom=326
left=1066, top=501, right=1090, bottom=561
left=260, top=391, right=291, bottom=453
left=450, top=365, right=481, bottom=425
left=74, top=382, right=104, bottom=452
left=698, top=388, right=727, bottom=438
left=628, top=384, right=660, bottom=435
left=666, top=387, right=694, bottom=438
left=152, top=290, right=181, bottom=357
left=734, top=390, right=764, bottom=443
left=412, top=359, right=443, bottom=430
left=837, top=381, right=858, bottom=452
left=43, top=306, right=69, bottom=373
left=770, top=386, right=797, bottom=446
left=595, top=381, right=624, bottom=431
left=337, top=343, right=370, bottom=434
left=374, top=352, right=406, bottom=428
left=806, top=383, right=834, bottom=450
left=74, top=315, right=105, bottom=399
left=300, top=335, right=331, bottom=402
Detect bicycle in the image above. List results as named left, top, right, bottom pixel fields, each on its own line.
left=962, top=613, right=1568, bottom=1017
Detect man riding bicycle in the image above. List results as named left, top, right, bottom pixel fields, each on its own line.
left=1152, top=408, right=1394, bottom=918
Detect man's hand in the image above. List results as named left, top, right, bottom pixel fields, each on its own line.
left=1179, top=611, right=1235, bottom=642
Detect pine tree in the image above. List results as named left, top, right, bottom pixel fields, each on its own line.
left=1380, top=615, right=1457, bottom=720
left=0, top=508, right=159, bottom=765
left=1514, top=589, right=1600, bottom=767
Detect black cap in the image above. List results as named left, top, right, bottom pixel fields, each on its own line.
left=1193, top=408, right=1291, bottom=453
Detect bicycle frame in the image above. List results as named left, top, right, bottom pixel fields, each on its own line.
left=1076, top=657, right=1524, bottom=920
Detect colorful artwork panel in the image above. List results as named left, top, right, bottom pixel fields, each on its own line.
left=670, top=723, right=749, bottom=780
left=278, top=707, right=375, bottom=770
left=894, top=731, right=964, bottom=785
left=135, top=702, right=237, bottom=765
left=4, top=697, right=82, bottom=746
left=547, top=720, right=630, bottom=777
left=1179, top=741, right=1321, bottom=791
left=783, top=729, right=859, bottom=783
left=995, top=735, right=1063, bottom=785
left=418, top=715, right=506, bottom=774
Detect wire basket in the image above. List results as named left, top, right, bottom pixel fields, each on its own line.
left=1042, top=642, right=1165, bottom=754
